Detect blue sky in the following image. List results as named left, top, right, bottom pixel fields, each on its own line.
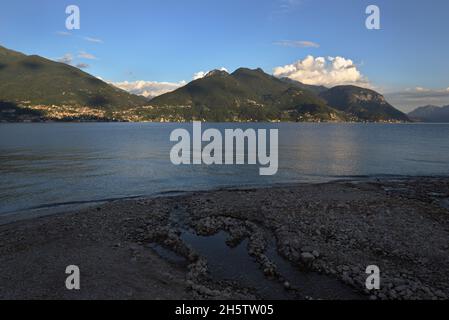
left=1, top=0, right=448, bottom=110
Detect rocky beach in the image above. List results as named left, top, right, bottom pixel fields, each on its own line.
left=1, top=177, right=449, bottom=300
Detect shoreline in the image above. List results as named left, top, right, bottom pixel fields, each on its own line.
left=5, top=120, right=445, bottom=124
left=2, top=174, right=448, bottom=226
left=1, top=176, right=449, bottom=300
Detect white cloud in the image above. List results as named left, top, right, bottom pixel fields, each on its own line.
left=110, top=68, right=228, bottom=98
left=276, top=0, right=302, bottom=14
left=55, top=52, right=95, bottom=68
left=273, top=55, right=370, bottom=87
left=408, top=87, right=449, bottom=95
left=415, top=87, right=430, bottom=92
left=193, top=67, right=228, bottom=80
left=193, top=71, right=208, bottom=80
left=111, top=80, right=186, bottom=99
left=84, top=37, right=103, bottom=43
left=56, top=53, right=73, bottom=65
left=76, top=63, right=89, bottom=69
left=78, top=51, right=97, bottom=60
left=274, top=40, right=320, bottom=48
left=385, top=87, right=449, bottom=112
left=56, top=31, right=71, bottom=36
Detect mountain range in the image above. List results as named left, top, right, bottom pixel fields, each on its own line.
left=0, top=45, right=409, bottom=122
left=150, top=68, right=348, bottom=122
left=150, top=68, right=409, bottom=122
left=408, top=105, right=449, bottom=123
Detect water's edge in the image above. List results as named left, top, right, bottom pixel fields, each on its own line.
left=2, top=174, right=447, bottom=226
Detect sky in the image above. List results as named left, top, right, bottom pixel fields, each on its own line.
left=1, top=0, right=448, bottom=111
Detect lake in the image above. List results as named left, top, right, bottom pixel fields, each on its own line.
left=1, top=122, right=449, bottom=217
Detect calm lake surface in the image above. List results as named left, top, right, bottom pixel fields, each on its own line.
left=1, top=123, right=449, bottom=217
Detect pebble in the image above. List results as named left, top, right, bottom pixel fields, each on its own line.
left=301, top=252, right=315, bottom=262
left=435, top=290, right=447, bottom=299
left=395, top=285, right=408, bottom=292
left=119, top=179, right=449, bottom=300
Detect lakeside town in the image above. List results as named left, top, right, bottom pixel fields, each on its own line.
left=1, top=102, right=409, bottom=124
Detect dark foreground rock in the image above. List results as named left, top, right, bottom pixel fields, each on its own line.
left=1, top=177, right=448, bottom=300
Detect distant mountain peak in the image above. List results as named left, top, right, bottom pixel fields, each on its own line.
left=413, top=105, right=441, bottom=111
left=319, top=85, right=408, bottom=122
left=232, top=67, right=267, bottom=76
left=408, top=105, right=449, bottom=123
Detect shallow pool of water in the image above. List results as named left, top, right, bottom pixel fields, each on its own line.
left=181, top=229, right=362, bottom=300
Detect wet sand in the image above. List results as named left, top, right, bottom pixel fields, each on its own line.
left=1, top=177, right=449, bottom=300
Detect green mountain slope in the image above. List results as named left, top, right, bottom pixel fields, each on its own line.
left=0, top=45, right=147, bottom=111
left=279, top=77, right=328, bottom=95
left=150, top=68, right=345, bottom=122
left=1, top=45, right=409, bottom=123
left=319, top=85, right=409, bottom=122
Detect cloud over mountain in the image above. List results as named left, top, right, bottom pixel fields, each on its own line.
left=273, top=56, right=369, bottom=88
left=111, top=80, right=186, bottom=99
left=385, top=87, right=449, bottom=112
left=193, top=67, right=228, bottom=80
left=56, top=53, right=73, bottom=65
left=55, top=52, right=94, bottom=69
left=113, top=68, right=231, bottom=98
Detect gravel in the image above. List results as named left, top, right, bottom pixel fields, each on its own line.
left=1, top=176, right=449, bottom=300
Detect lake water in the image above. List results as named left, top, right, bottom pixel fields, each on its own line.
left=1, top=123, right=449, bottom=218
